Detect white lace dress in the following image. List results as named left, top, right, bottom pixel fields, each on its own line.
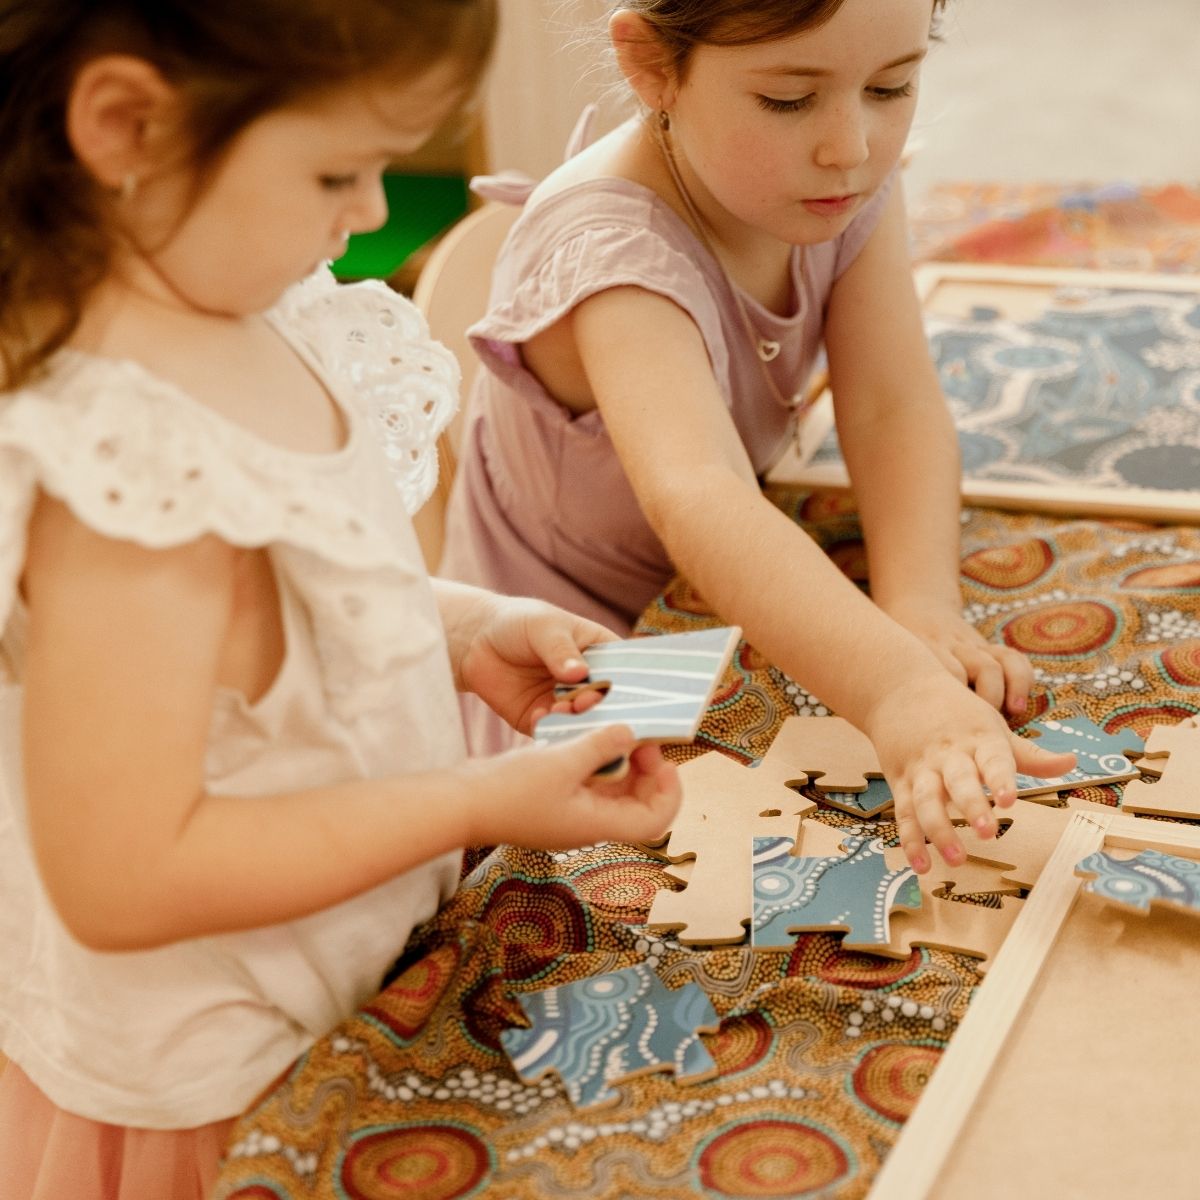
left=0, top=272, right=467, bottom=1128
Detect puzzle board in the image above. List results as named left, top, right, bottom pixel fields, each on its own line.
left=769, top=265, right=1200, bottom=523
left=869, top=810, right=1200, bottom=1200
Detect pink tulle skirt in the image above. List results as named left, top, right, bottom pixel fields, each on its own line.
left=0, top=1061, right=235, bottom=1200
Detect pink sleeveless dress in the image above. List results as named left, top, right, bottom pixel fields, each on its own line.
left=441, top=157, right=895, bottom=635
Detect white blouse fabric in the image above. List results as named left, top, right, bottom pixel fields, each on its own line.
left=0, top=271, right=466, bottom=1128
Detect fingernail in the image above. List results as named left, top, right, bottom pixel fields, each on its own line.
left=974, top=814, right=994, bottom=836
left=1012, top=697, right=1027, bottom=714
left=944, top=845, right=965, bottom=866
left=563, top=658, right=586, bottom=673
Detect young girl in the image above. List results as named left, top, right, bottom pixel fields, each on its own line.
left=442, top=0, right=1075, bottom=871
left=0, top=2, right=681, bottom=1194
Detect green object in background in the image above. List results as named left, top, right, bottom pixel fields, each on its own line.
left=331, top=173, right=469, bottom=281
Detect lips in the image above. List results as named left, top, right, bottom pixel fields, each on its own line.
left=802, top=195, right=859, bottom=217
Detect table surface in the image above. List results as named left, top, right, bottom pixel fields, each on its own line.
left=213, top=183, right=1200, bottom=1200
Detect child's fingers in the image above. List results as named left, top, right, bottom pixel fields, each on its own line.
left=975, top=741, right=1019, bottom=810
left=995, top=646, right=1034, bottom=716
left=893, top=800, right=931, bottom=874
left=909, top=771, right=966, bottom=868
left=940, top=755, right=997, bottom=839
left=1010, top=734, right=1076, bottom=781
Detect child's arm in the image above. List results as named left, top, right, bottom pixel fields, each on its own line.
left=20, top=495, right=679, bottom=952
left=561, top=284, right=1072, bottom=874
left=822, top=188, right=1034, bottom=716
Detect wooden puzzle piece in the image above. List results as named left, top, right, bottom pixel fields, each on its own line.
left=499, top=962, right=721, bottom=1109
left=778, top=716, right=883, bottom=793
left=814, top=777, right=895, bottom=818
left=750, top=833, right=921, bottom=951
left=1120, top=720, right=1200, bottom=819
left=534, top=626, right=741, bottom=777
left=645, top=747, right=817, bottom=944
left=1015, top=717, right=1142, bottom=796
left=879, top=872, right=1023, bottom=972
left=957, top=797, right=1113, bottom=888
left=1075, top=848, right=1200, bottom=917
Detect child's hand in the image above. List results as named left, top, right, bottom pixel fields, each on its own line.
left=455, top=596, right=614, bottom=734
left=861, top=675, right=1075, bottom=874
left=463, top=725, right=682, bottom=850
left=886, top=601, right=1034, bottom=718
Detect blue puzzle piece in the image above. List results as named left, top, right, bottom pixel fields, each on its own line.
left=500, top=962, right=720, bottom=1109
left=1015, top=716, right=1143, bottom=793
left=815, top=777, right=894, bottom=818
left=1076, top=848, right=1200, bottom=916
left=535, top=627, right=739, bottom=753
left=751, top=833, right=921, bottom=950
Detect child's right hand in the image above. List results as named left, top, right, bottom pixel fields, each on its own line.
left=462, top=724, right=682, bottom=851
left=861, top=676, right=1076, bottom=875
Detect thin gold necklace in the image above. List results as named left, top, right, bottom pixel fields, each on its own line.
left=654, top=111, right=816, bottom=420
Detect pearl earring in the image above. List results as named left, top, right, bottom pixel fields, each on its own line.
left=658, top=109, right=670, bottom=132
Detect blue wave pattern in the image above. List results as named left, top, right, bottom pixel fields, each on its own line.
left=536, top=627, right=739, bottom=745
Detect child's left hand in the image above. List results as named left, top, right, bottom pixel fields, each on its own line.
left=453, top=594, right=613, bottom=734
left=885, top=601, right=1034, bottom=718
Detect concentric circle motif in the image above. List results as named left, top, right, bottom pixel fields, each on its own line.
left=569, top=860, right=663, bottom=919
left=478, top=878, right=592, bottom=982
left=961, top=539, right=1055, bottom=590
left=850, top=1043, right=942, bottom=1124
left=363, top=943, right=458, bottom=1042
left=695, top=1117, right=852, bottom=1197
left=1122, top=562, right=1200, bottom=591
left=787, top=935, right=922, bottom=988
left=1157, top=642, right=1200, bottom=689
left=1001, top=600, right=1120, bottom=659
left=706, top=1012, right=774, bottom=1078
left=228, top=1188, right=289, bottom=1199
left=339, top=1124, right=491, bottom=1200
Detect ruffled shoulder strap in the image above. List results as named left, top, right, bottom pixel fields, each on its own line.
left=276, top=272, right=460, bottom=516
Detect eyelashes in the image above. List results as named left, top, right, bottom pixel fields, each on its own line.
left=755, top=81, right=915, bottom=114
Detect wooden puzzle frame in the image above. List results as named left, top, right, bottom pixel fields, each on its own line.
left=770, top=264, right=1200, bottom=523
left=868, top=809, right=1200, bottom=1200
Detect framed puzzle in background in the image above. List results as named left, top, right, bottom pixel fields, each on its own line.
left=770, top=264, right=1200, bottom=523
left=868, top=809, right=1200, bottom=1200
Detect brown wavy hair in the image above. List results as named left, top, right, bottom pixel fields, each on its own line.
left=0, top=0, right=496, bottom=390
left=613, top=0, right=948, bottom=78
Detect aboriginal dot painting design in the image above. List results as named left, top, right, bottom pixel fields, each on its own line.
left=808, top=288, right=1200, bottom=506
left=751, top=834, right=921, bottom=950
left=1075, top=848, right=1200, bottom=916
left=499, top=962, right=720, bottom=1109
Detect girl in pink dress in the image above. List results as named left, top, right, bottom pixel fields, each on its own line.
left=0, top=3, right=680, bottom=1196
left=442, top=0, right=1074, bottom=870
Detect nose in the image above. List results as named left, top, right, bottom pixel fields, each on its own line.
left=347, top=174, right=390, bottom=236
left=813, top=99, right=870, bottom=173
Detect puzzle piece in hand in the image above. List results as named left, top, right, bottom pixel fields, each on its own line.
left=1015, top=717, right=1142, bottom=796
left=1121, top=720, right=1200, bottom=819
left=646, top=744, right=818, bottom=944
left=1075, top=849, right=1200, bottom=917
left=750, top=832, right=921, bottom=951
left=534, top=626, right=741, bottom=777
left=500, top=962, right=721, bottom=1110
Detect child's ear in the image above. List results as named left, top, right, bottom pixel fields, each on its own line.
left=65, top=55, right=179, bottom=192
left=609, top=10, right=679, bottom=114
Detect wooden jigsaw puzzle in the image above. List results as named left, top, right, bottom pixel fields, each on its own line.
left=1014, top=716, right=1142, bottom=796
left=1074, top=848, right=1200, bottom=916
left=534, top=626, right=740, bottom=776
left=770, top=265, right=1200, bottom=523
left=1119, top=718, right=1200, bottom=819
left=750, top=832, right=921, bottom=952
left=499, top=962, right=722, bottom=1110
